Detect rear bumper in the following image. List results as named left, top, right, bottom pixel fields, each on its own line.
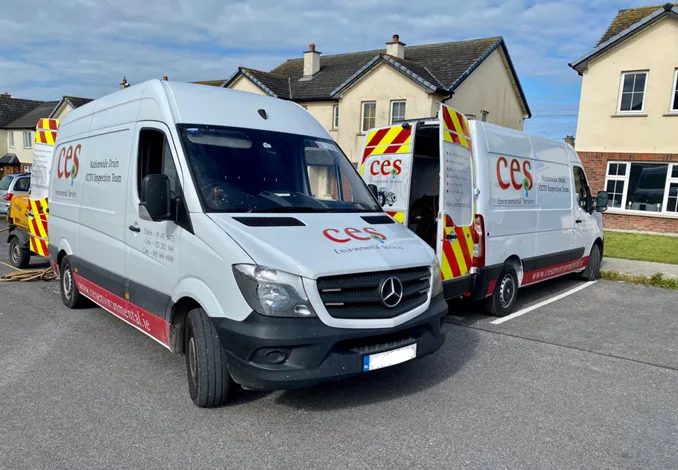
left=469, top=264, right=503, bottom=300
left=213, top=293, right=448, bottom=391
left=443, top=276, right=473, bottom=300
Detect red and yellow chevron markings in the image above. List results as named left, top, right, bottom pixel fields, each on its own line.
left=359, top=125, right=412, bottom=175
left=34, top=118, right=59, bottom=145
left=385, top=211, right=405, bottom=224
left=440, top=215, right=474, bottom=280
left=441, top=106, right=472, bottom=154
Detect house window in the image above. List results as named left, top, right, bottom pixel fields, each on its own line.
left=390, top=100, right=406, bottom=124
left=23, top=132, right=32, bottom=149
left=604, top=161, right=678, bottom=214
left=481, top=110, right=489, bottom=122
left=618, top=72, right=647, bottom=113
left=671, top=69, right=678, bottom=113
left=8, top=132, right=14, bottom=148
left=361, top=101, right=376, bottom=133
left=333, top=105, right=339, bottom=129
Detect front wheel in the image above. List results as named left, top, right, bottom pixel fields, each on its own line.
left=485, top=264, right=519, bottom=317
left=185, top=308, right=233, bottom=407
left=60, top=257, right=87, bottom=309
left=8, top=238, right=30, bottom=269
left=581, top=244, right=601, bottom=281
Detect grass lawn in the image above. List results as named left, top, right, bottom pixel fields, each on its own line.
left=604, top=230, right=678, bottom=265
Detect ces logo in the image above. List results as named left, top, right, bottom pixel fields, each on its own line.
left=370, top=158, right=402, bottom=179
left=57, top=144, right=81, bottom=186
left=322, top=227, right=387, bottom=244
left=496, top=157, right=533, bottom=196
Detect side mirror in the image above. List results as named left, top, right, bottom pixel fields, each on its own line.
left=595, top=190, right=608, bottom=212
left=368, top=184, right=378, bottom=198
left=140, top=174, right=171, bottom=220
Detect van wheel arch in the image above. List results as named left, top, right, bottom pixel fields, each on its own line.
left=169, top=297, right=202, bottom=354
left=56, top=250, right=68, bottom=274
left=594, top=238, right=604, bottom=259
left=504, top=255, right=524, bottom=286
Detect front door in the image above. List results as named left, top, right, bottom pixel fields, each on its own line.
left=436, top=104, right=475, bottom=289
left=124, top=122, right=184, bottom=346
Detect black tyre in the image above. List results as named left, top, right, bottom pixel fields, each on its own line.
left=581, top=244, right=601, bottom=281
left=185, top=308, right=232, bottom=407
left=485, top=264, right=519, bottom=317
left=60, top=257, right=87, bottom=309
left=8, top=238, right=30, bottom=269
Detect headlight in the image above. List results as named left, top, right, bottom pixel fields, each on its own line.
left=233, top=264, right=317, bottom=318
left=431, top=257, right=443, bottom=296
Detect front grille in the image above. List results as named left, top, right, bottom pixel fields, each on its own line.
left=316, top=267, right=431, bottom=319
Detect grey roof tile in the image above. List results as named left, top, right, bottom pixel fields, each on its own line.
left=6, top=101, right=59, bottom=129
left=0, top=96, right=45, bottom=127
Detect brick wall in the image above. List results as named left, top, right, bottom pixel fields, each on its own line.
left=578, top=151, right=678, bottom=234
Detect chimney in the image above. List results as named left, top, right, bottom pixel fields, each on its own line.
left=303, top=43, right=321, bottom=77
left=119, top=76, right=130, bottom=89
left=565, top=135, right=576, bottom=148
left=386, top=34, right=406, bottom=59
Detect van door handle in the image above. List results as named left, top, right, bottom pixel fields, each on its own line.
left=575, top=219, right=582, bottom=223
left=128, top=225, right=141, bottom=232
left=446, top=232, right=458, bottom=240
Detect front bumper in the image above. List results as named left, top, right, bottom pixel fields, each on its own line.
left=213, top=293, right=448, bottom=391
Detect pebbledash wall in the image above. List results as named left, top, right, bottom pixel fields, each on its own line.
left=579, top=151, right=678, bottom=233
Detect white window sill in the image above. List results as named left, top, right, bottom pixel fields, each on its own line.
left=605, top=207, right=678, bottom=219
left=611, top=113, right=647, bottom=118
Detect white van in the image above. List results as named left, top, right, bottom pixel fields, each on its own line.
left=47, top=80, right=448, bottom=407
left=360, top=105, right=608, bottom=316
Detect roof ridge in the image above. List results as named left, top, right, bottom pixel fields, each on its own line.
left=241, top=67, right=287, bottom=78
left=618, top=3, right=676, bottom=12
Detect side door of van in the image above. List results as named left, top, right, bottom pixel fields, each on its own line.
left=572, top=165, right=597, bottom=257
left=124, top=122, right=183, bottom=335
left=437, top=103, right=475, bottom=296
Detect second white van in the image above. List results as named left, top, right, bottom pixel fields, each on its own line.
left=48, top=80, right=448, bottom=407
left=360, top=105, right=608, bottom=316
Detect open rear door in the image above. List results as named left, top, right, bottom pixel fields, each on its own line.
left=436, top=104, right=475, bottom=294
left=359, top=124, right=414, bottom=225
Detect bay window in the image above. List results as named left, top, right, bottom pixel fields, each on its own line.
left=605, top=161, right=678, bottom=214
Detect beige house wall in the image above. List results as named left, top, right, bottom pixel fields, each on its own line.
left=576, top=17, right=678, bottom=152
left=2, top=129, right=35, bottom=164
left=52, top=103, right=74, bottom=121
left=229, top=75, right=268, bottom=96
left=447, top=48, right=526, bottom=131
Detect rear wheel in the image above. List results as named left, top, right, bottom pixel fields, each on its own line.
left=8, top=238, right=30, bottom=269
left=485, top=264, right=519, bottom=317
left=60, top=257, right=87, bottom=308
left=581, top=244, right=601, bottom=281
left=185, top=308, right=233, bottom=407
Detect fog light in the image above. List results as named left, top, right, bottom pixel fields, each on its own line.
left=264, top=349, right=288, bottom=365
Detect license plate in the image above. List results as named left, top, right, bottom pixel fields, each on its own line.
left=362, top=343, right=417, bottom=372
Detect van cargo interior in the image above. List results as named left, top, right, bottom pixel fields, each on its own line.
left=409, top=125, right=440, bottom=249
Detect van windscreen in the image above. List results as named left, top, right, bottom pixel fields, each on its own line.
left=177, top=125, right=382, bottom=213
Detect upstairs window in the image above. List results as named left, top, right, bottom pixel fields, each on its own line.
left=671, top=69, right=678, bottom=113
left=333, top=105, right=339, bottom=129
left=23, top=131, right=32, bottom=149
left=8, top=132, right=14, bottom=148
left=361, top=101, right=376, bottom=133
left=390, top=100, right=406, bottom=124
left=618, top=72, right=647, bottom=113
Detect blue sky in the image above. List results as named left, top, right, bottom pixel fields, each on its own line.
left=1, top=0, right=657, bottom=139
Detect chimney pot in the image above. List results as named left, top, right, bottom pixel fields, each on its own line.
left=393, top=34, right=399, bottom=43
left=386, top=34, right=406, bottom=59
left=163, top=76, right=168, bottom=81
left=309, top=43, right=315, bottom=52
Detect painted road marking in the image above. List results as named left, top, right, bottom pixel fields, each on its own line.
left=491, top=281, right=598, bottom=325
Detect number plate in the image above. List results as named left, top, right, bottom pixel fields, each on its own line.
left=362, top=343, right=417, bottom=372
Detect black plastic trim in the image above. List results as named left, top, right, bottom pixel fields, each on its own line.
left=443, top=275, right=473, bottom=300
left=361, top=215, right=395, bottom=225
left=70, top=256, right=125, bottom=299
left=233, top=216, right=306, bottom=227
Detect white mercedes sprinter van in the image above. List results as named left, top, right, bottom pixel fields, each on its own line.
left=360, top=108, right=608, bottom=316
left=47, top=80, right=447, bottom=407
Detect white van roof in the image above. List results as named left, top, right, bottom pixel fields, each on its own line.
left=56, top=79, right=330, bottom=142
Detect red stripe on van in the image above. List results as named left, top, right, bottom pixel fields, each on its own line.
left=521, top=257, right=589, bottom=286
left=73, top=274, right=170, bottom=347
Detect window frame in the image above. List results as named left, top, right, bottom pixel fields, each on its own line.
left=670, top=69, right=678, bottom=113
left=389, top=100, right=406, bottom=125
left=617, top=71, right=649, bottom=114
left=573, top=165, right=593, bottom=212
left=361, top=101, right=376, bottom=133
left=332, top=104, right=339, bottom=129
left=604, top=160, right=678, bottom=216
left=481, top=110, right=489, bottom=122
left=8, top=132, right=14, bottom=148
left=23, top=131, right=32, bottom=149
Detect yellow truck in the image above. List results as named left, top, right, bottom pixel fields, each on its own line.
left=5, top=118, right=59, bottom=268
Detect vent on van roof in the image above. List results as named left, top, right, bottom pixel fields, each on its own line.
left=361, top=215, right=395, bottom=225
left=233, top=217, right=305, bottom=227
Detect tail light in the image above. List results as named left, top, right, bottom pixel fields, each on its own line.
left=471, top=214, right=485, bottom=269
left=3, top=193, right=13, bottom=201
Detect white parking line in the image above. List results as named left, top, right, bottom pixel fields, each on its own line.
left=491, top=281, right=598, bottom=325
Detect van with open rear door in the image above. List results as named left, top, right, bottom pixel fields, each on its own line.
left=360, top=103, right=608, bottom=316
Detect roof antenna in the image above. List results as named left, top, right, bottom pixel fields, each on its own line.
left=258, top=109, right=267, bottom=120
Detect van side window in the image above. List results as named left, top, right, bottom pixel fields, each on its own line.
left=138, top=129, right=179, bottom=197
left=573, top=166, right=592, bottom=211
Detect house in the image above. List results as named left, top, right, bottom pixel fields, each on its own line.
left=50, top=96, right=94, bottom=121
left=4, top=101, right=59, bottom=169
left=0, top=94, right=45, bottom=176
left=570, top=3, right=678, bottom=234
left=200, top=35, right=531, bottom=164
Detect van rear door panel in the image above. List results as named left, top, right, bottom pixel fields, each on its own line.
left=437, top=104, right=474, bottom=290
